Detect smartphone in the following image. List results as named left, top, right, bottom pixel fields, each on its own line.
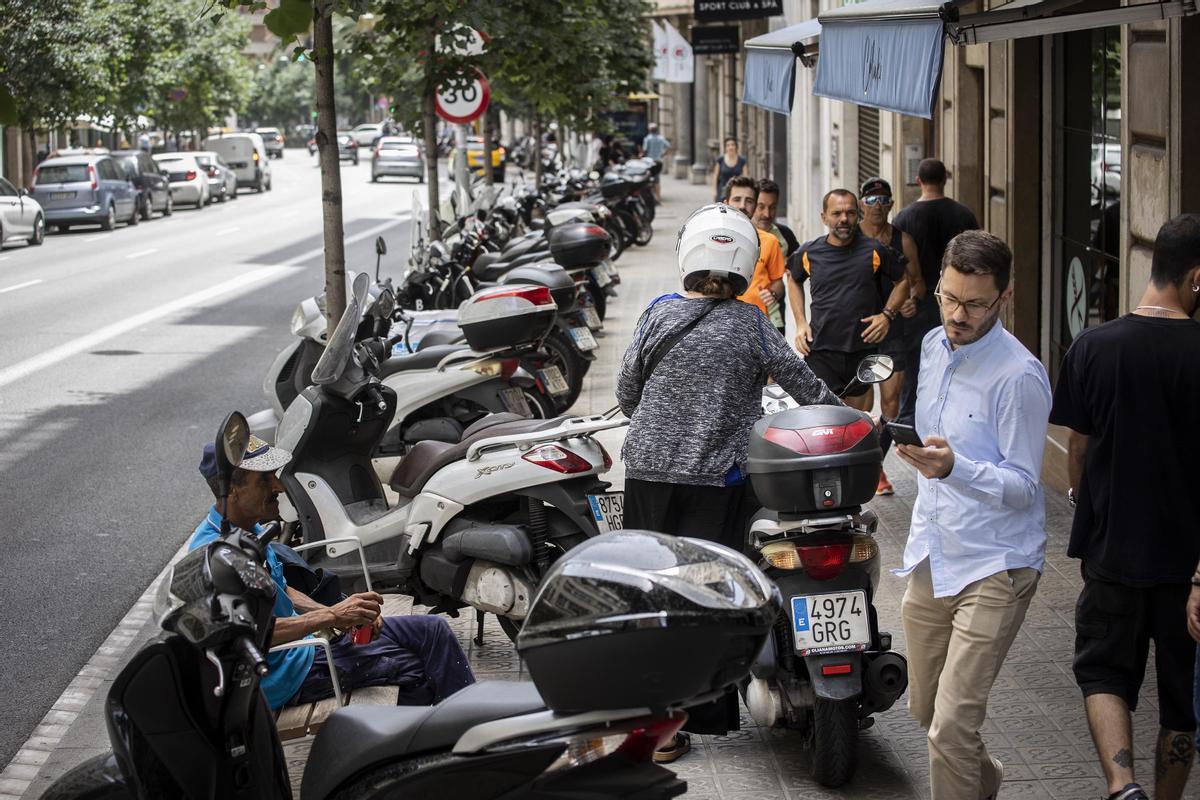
left=886, top=422, right=926, bottom=448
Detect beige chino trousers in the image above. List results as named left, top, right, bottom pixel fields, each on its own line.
left=901, top=558, right=1039, bottom=800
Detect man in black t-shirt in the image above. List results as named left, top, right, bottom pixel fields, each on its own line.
left=892, top=159, right=978, bottom=426
left=785, top=188, right=907, bottom=411
left=1050, top=214, right=1200, bottom=800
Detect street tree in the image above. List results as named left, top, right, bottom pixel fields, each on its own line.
left=245, top=58, right=316, bottom=133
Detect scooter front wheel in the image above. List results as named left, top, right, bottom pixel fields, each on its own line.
left=810, top=697, right=858, bottom=788
left=42, top=752, right=133, bottom=800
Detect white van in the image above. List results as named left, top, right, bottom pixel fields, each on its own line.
left=201, top=133, right=272, bottom=193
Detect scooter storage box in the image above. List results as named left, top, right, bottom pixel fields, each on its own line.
left=499, top=263, right=579, bottom=313
left=457, top=284, right=557, bottom=351
left=517, top=531, right=779, bottom=713
left=548, top=223, right=611, bottom=268
left=748, top=406, right=881, bottom=514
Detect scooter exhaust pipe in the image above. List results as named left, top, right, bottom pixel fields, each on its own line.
left=745, top=677, right=784, bottom=728
left=862, top=651, right=908, bottom=715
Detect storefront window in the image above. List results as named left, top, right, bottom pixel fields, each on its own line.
left=1050, top=26, right=1121, bottom=382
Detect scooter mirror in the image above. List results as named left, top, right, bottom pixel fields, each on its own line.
left=375, top=236, right=387, bottom=256
left=855, top=354, right=895, bottom=385
left=216, top=411, right=250, bottom=476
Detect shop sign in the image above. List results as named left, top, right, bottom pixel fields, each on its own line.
left=694, top=0, right=782, bottom=22
left=691, top=26, right=740, bottom=55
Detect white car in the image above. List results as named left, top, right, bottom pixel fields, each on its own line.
left=0, top=176, right=46, bottom=246
left=201, top=133, right=272, bottom=193
left=152, top=153, right=209, bottom=208
left=351, top=123, right=386, bottom=147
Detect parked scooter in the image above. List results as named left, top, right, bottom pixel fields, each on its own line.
left=275, top=274, right=628, bottom=634
left=46, top=515, right=779, bottom=799
left=744, top=355, right=908, bottom=788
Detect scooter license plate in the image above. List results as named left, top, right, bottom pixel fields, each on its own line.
left=499, top=386, right=532, bottom=417
left=568, top=325, right=598, bottom=351
left=587, top=492, right=624, bottom=533
left=539, top=366, right=570, bottom=397
left=791, top=591, right=871, bottom=656
left=591, top=266, right=612, bottom=288
left=580, top=306, right=603, bottom=330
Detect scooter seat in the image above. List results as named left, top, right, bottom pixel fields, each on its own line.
left=379, top=344, right=470, bottom=378
left=302, top=681, right=546, bottom=800
left=473, top=251, right=503, bottom=272
left=389, top=413, right=566, bottom=497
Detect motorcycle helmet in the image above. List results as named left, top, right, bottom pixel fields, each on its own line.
left=677, top=203, right=760, bottom=295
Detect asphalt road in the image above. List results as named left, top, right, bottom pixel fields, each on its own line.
left=0, top=152, right=440, bottom=766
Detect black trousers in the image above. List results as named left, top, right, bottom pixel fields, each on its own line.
left=623, top=477, right=759, bottom=735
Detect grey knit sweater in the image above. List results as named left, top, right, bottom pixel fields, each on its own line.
left=617, top=294, right=842, bottom=487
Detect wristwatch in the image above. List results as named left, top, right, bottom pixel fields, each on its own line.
left=1067, top=488, right=1077, bottom=508
left=881, top=307, right=897, bottom=321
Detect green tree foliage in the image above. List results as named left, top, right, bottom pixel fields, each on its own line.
left=244, top=59, right=315, bottom=132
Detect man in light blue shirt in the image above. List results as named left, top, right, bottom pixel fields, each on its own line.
left=893, top=230, right=1052, bottom=800
left=641, top=124, right=669, bottom=199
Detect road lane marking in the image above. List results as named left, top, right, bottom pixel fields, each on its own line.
left=0, top=265, right=295, bottom=390
left=283, top=215, right=410, bottom=266
left=0, top=256, right=9, bottom=262
left=0, top=279, right=42, bottom=295
left=216, top=226, right=240, bottom=235
left=84, top=235, right=108, bottom=242
left=126, top=248, right=158, bottom=260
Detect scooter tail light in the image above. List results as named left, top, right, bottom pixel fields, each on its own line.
left=798, top=543, right=851, bottom=580
left=582, top=224, right=608, bottom=238
left=614, top=715, right=687, bottom=763
left=499, top=358, right=519, bottom=379
left=762, top=418, right=874, bottom=455
left=479, top=285, right=554, bottom=306
left=761, top=542, right=802, bottom=570
left=849, top=537, right=878, bottom=563
left=522, top=445, right=592, bottom=474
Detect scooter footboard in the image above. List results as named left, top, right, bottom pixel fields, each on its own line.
left=804, top=652, right=863, bottom=702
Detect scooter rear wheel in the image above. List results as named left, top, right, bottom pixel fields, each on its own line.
left=810, top=697, right=858, bottom=787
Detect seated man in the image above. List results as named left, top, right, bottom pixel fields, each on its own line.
left=190, top=436, right=475, bottom=710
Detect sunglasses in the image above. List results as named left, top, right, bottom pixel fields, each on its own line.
left=862, top=195, right=893, bottom=207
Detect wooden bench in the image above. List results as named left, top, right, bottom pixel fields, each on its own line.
left=273, top=594, right=413, bottom=741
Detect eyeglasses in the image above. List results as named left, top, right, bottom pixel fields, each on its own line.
left=862, top=195, right=893, bottom=207
left=933, top=281, right=1002, bottom=319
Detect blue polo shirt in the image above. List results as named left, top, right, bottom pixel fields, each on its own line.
left=188, top=506, right=314, bottom=709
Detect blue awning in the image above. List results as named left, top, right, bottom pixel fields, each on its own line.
left=813, top=0, right=949, bottom=119
left=742, top=19, right=821, bottom=115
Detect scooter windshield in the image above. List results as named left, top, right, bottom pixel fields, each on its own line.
left=312, top=272, right=369, bottom=386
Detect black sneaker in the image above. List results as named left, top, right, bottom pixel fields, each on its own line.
left=1107, top=784, right=1149, bottom=800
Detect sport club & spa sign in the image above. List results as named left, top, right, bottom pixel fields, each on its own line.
left=694, top=0, right=782, bottom=21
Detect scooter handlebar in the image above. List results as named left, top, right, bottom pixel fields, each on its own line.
left=235, top=636, right=269, bottom=676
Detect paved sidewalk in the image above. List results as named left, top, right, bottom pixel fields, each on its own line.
left=9, top=175, right=1197, bottom=799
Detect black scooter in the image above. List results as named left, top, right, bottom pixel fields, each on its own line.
left=743, top=356, right=909, bottom=788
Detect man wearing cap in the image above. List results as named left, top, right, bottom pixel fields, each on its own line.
left=858, top=177, right=925, bottom=495
left=190, top=436, right=475, bottom=710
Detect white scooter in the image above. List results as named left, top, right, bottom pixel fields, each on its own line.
left=275, top=273, right=628, bottom=635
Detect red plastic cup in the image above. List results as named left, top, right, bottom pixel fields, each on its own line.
left=351, top=625, right=373, bottom=645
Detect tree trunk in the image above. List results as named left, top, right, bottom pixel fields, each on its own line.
left=422, top=26, right=442, bottom=241
left=314, top=4, right=346, bottom=336
left=482, top=110, right=494, bottom=186
left=532, top=114, right=543, bottom=190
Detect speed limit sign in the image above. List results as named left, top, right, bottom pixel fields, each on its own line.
left=435, top=70, right=490, bottom=124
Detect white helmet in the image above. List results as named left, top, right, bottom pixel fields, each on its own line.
left=676, top=203, right=760, bottom=295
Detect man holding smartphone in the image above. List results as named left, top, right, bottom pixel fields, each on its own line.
left=893, top=230, right=1052, bottom=800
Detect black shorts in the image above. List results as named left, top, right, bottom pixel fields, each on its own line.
left=878, top=322, right=908, bottom=373
left=1072, top=571, right=1196, bottom=731
left=804, top=349, right=875, bottom=398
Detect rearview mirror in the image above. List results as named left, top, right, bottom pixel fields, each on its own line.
left=213, top=411, right=250, bottom=527
left=855, top=355, right=894, bottom=385
left=375, top=236, right=387, bottom=256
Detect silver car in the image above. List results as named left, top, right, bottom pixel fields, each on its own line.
left=31, top=153, right=139, bottom=231
left=193, top=151, right=239, bottom=202
left=0, top=176, right=45, bottom=246
left=152, top=153, right=209, bottom=208
left=371, top=137, right=424, bottom=182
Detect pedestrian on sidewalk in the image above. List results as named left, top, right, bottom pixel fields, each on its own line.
left=616, top=203, right=840, bottom=761
left=641, top=123, right=670, bottom=199
left=712, top=137, right=746, bottom=203
left=723, top=176, right=787, bottom=333
left=891, top=159, right=978, bottom=432
left=752, top=179, right=799, bottom=258
left=1050, top=213, right=1200, bottom=800
left=894, top=230, right=1051, bottom=800
left=785, top=188, right=909, bottom=412
left=190, top=437, right=475, bottom=711
left=856, top=177, right=926, bottom=496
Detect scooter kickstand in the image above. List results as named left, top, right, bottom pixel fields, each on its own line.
left=474, top=608, right=486, bottom=647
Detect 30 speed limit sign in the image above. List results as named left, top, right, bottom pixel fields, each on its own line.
left=435, top=70, right=490, bottom=124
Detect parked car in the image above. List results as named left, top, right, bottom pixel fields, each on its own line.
left=336, top=132, right=359, bottom=165
left=351, top=122, right=388, bottom=147
left=112, top=149, right=172, bottom=219
left=455, top=136, right=506, bottom=180
left=201, top=133, right=272, bottom=192
left=31, top=153, right=138, bottom=232
left=192, top=151, right=239, bottom=202
left=371, top=137, right=425, bottom=182
left=152, top=153, right=209, bottom=208
left=255, top=127, right=285, bottom=159
left=0, top=176, right=45, bottom=246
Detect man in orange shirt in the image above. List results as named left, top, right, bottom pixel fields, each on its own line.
left=723, top=176, right=786, bottom=332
